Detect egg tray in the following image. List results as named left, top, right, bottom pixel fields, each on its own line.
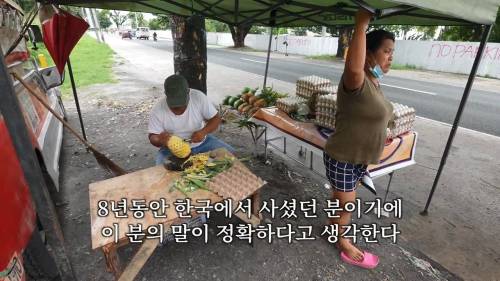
left=296, top=75, right=331, bottom=89
left=316, top=85, right=337, bottom=95
left=314, top=113, right=336, bottom=130
left=206, top=161, right=266, bottom=202
left=276, top=96, right=308, bottom=114
left=315, top=94, right=337, bottom=112
left=387, top=102, right=416, bottom=138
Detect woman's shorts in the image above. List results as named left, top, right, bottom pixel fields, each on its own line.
left=323, top=152, right=368, bottom=192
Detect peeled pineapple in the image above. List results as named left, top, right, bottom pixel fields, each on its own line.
left=167, top=135, right=191, bottom=158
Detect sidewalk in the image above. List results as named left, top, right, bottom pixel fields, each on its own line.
left=60, top=34, right=500, bottom=281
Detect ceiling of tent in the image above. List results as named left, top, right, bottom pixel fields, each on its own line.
left=43, top=0, right=500, bottom=26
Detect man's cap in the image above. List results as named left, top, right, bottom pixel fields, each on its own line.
left=164, top=74, right=189, bottom=108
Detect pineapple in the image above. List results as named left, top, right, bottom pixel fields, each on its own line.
left=167, top=135, right=191, bottom=158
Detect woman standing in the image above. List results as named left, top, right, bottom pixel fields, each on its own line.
left=324, top=8, right=395, bottom=268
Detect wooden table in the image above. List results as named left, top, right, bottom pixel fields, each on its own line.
left=89, top=154, right=262, bottom=281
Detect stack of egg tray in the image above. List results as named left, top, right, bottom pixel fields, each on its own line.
left=316, top=84, right=337, bottom=96
left=314, top=94, right=337, bottom=130
left=276, top=96, right=308, bottom=114
left=206, top=161, right=266, bottom=203
left=296, top=75, right=331, bottom=99
left=387, top=102, right=416, bottom=138
left=309, top=84, right=337, bottom=112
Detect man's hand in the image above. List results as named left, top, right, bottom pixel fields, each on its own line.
left=148, top=131, right=171, bottom=148
left=159, top=131, right=171, bottom=146
left=191, top=130, right=206, bottom=143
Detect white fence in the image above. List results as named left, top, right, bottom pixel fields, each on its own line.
left=393, top=40, right=500, bottom=78
left=154, top=30, right=500, bottom=78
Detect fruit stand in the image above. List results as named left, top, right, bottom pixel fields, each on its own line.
left=222, top=75, right=417, bottom=199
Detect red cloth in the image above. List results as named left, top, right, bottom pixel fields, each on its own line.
left=41, top=6, right=89, bottom=74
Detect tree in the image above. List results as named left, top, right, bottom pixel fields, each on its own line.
left=437, top=8, right=500, bottom=42
left=228, top=24, right=252, bottom=48
left=292, top=26, right=323, bottom=36
left=439, top=26, right=484, bottom=42
left=489, top=9, right=500, bottom=42
left=204, top=19, right=252, bottom=47
left=170, top=15, right=207, bottom=93
left=333, top=26, right=353, bottom=58
left=205, top=19, right=229, bottom=32
left=128, top=12, right=147, bottom=28
left=110, top=10, right=127, bottom=29
left=414, top=26, right=437, bottom=40
left=98, top=10, right=112, bottom=29
left=149, top=15, right=170, bottom=30
left=249, top=26, right=267, bottom=34
left=128, top=12, right=137, bottom=29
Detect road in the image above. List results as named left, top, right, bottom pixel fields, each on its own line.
left=136, top=39, right=500, bottom=136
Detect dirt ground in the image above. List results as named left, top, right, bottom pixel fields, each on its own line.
left=51, top=56, right=463, bottom=281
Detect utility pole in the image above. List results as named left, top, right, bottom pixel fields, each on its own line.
left=85, top=8, right=101, bottom=42
left=90, top=8, right=105, bottom=43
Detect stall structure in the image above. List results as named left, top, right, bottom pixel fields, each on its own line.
left=45, top=0, right=500, bottom=214
left=1, top=0, right=498, bottom=279
left=251, top=107, right=417, bottom=197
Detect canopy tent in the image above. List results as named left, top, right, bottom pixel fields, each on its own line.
left=25, top=0, right=500, bottom=214
left=44, top=0, right=499, bottom=26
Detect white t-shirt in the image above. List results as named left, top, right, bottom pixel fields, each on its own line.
left=148, top=89, right=218, bottom=148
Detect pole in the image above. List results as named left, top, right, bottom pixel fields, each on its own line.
left=421, top=24, right=492, bottom=215
left=263, top=28, right=273, bottom=89
left=86, top=8, right=101, bottom=42
left=263, top=10, right=276, bottom=89
left=67, top=58, right=88, bottom=141
left=90, top=8, right=105, bottom=43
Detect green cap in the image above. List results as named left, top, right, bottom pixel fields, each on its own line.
left=164, top=74, right=190, bottom=108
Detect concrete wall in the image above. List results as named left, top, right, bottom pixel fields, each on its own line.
left=154, top=30, right=500, bottom=78
left=393, top=40, right=500, bottom=78
left=205, top=32, right=339, bottom=56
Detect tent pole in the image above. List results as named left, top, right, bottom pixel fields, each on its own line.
left=67, top=58, right=88, bottom=141
left=421, top=25, right=492, bottom=215
left=263, top=27, right=273, bottom=89
left=263, top=10, right=277, bottom=89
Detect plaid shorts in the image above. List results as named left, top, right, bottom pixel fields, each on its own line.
left=323, top=152, right=368, bottom=192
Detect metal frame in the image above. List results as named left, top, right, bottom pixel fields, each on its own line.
left=67, top=58, right=87, bottom=140
left=255, top=124, right=397, bottom=204
left=421, top=24, right=493, bottom=215
left=41, top=0, right=495, bottom=215
left=47, top=0, right=479, bottom=26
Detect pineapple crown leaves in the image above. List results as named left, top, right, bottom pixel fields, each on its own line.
left=257, top=86, right=288, bottom=106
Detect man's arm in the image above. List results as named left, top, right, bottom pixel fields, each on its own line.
left=148, top=131, right=171, bottom=148
left=191, top=113, right=221, bottom=143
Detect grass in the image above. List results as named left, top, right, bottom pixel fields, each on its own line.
left=29, top=35, right=115, bottom=96
left=306, top=54, right=343, bottom=62
left=390, top=63, right=418, bottom=70
left=306, top=55, right=421, bottom=71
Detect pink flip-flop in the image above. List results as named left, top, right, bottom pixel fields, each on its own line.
left=340, top=251, right=379, bottom=269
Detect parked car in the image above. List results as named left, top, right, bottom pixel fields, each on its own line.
left=136, top=27, right=150, bottom=40
left=121, top=30, right=132, bottom=39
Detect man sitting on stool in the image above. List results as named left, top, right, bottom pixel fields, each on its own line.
left=148, top=74, right=234, bottom=165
